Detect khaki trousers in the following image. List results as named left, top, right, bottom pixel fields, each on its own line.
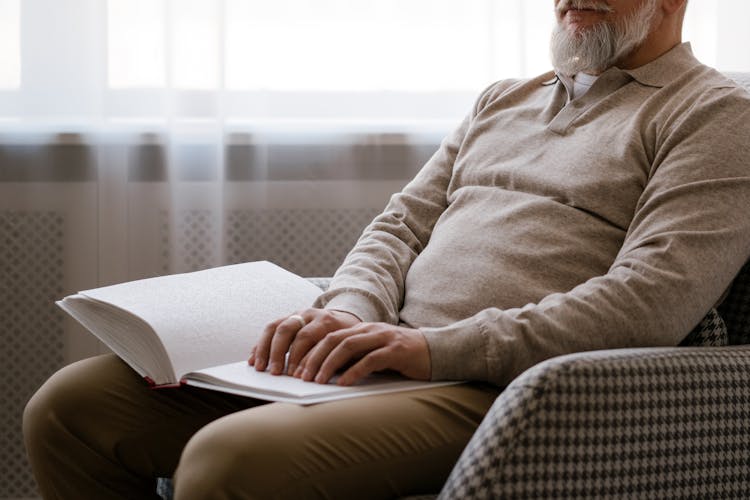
left=23, top=354, right=500, bottom=499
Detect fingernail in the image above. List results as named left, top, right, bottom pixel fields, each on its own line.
left=255, top=359, right=266, bottom=371
left=288, top=364, right=297, bottom=375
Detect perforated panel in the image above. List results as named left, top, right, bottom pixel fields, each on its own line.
left=1, top=211, right=66, bottom=499
left=226, top=208, right=380, bottom=277
left=160, top=210, right=219, bottom=275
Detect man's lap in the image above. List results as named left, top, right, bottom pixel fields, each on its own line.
left=26, top=353, right=500, bottom=499
left=174, top=380, right=499, bottom=498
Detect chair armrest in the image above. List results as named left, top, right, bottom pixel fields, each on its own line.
left=440, top=346, right=750, bottom=499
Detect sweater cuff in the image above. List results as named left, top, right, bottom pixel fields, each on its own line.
left=315, top=293, right=382, bottom=323
left=420, top=317, right=488, bottom=381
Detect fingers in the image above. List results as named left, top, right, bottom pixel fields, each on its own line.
left=337, top=349, right=393, bottom=386
left=299, top=328, right=386, bottom=383
left=297, top=324, right=393, bottom=384
left=284, top=310, right=352, bottom=374
left=249, top=316, right=286, bottom=371
left=317, top=332, right=388, bottom=384
left=267, top=315, right=309, bottom=374
left=293, top=324, right=432, bottom=385
left=250, top=309, right=363, bottom=375
left=286, top=328, right=319, bottom=375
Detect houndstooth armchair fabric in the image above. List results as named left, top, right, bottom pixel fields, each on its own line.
left=438, top=346, right=750, bottom=499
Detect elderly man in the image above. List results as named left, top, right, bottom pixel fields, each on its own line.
left=24, top=0, right=750, bottom=498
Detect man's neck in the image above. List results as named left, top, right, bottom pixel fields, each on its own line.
left=617, top=3, right=685, bottom=70
left=584, top=37, right=682, bottom=76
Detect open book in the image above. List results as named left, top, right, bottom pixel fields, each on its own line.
left=57, top=261, right=457, bottom=404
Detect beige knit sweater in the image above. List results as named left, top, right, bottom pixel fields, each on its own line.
left=314, top=43, right=750, bottom=387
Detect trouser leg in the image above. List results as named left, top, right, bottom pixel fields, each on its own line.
left=174, top=382, right=501, bottom=500
left=23, top=354, right=263, bottom=500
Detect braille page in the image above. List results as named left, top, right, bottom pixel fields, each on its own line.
left=78, top=262, right=322, bottom=383
left=183, top=361, right=460, bottom=405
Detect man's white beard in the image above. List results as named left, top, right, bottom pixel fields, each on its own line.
left=550, top=0, right=659, bottom=76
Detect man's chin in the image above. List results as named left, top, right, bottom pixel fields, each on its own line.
left=560, top=19, right=605, bottom=37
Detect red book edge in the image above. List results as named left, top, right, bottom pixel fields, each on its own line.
left=144, top=376, right=181, bottom=389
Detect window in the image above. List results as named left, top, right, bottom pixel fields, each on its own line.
left=683, top=0, right=750, bottom=71
left=0, top=0, right=20, bottom=89
left=108, top=0, right=167, bottom=88
left=1, top=0, right=749, bottom=123
left=223, top=0, right=517, bottom=92
left=106, top=0, right=556, bottom=93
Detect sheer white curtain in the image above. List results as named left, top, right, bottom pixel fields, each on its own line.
left=2, top=0, right=748, bottom=122
left=0, top=0, right=553, bottom=123
left=1, top=0, right=749, bottom=302
left=2, top=0, right=750, bottom=352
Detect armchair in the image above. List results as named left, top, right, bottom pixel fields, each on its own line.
left=438, top=266, right=750, bottom=498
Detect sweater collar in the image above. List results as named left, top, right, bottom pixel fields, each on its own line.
left=545, top=42, right=701, bottom=89
left=620, top=42, right=700, bottom=88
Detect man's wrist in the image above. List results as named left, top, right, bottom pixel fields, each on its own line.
left=319, top=293, right=383, bottom=323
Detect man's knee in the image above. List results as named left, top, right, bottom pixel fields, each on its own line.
left=25, top=361, right=83, bottom=445
left=173, top=411, right=301, bottom=500
left=23, top=354, right=129, bottom=455
left=23, top=376, right=56, bottom=457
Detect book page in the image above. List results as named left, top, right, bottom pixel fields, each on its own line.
left=58, top=295, right=166, bottom=380
left=79, top=262, right=322, bottom=379
left=183, top=361, right=461, bottom=405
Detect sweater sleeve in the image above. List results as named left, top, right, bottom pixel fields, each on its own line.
left=312, top=80, right=516, bottom=322
left=422, top=86, right=750, bottom=386
left=312, top=113, right=472, bottom=322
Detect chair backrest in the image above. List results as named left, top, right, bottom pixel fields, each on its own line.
left=720, top=260, right=750, bottom=345
left=720, top=72, right=750, bottom=345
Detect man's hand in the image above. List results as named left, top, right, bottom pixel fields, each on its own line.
left=292, top=323, right=431, bottom=386
left=248, top=308, right=361, bottom=376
